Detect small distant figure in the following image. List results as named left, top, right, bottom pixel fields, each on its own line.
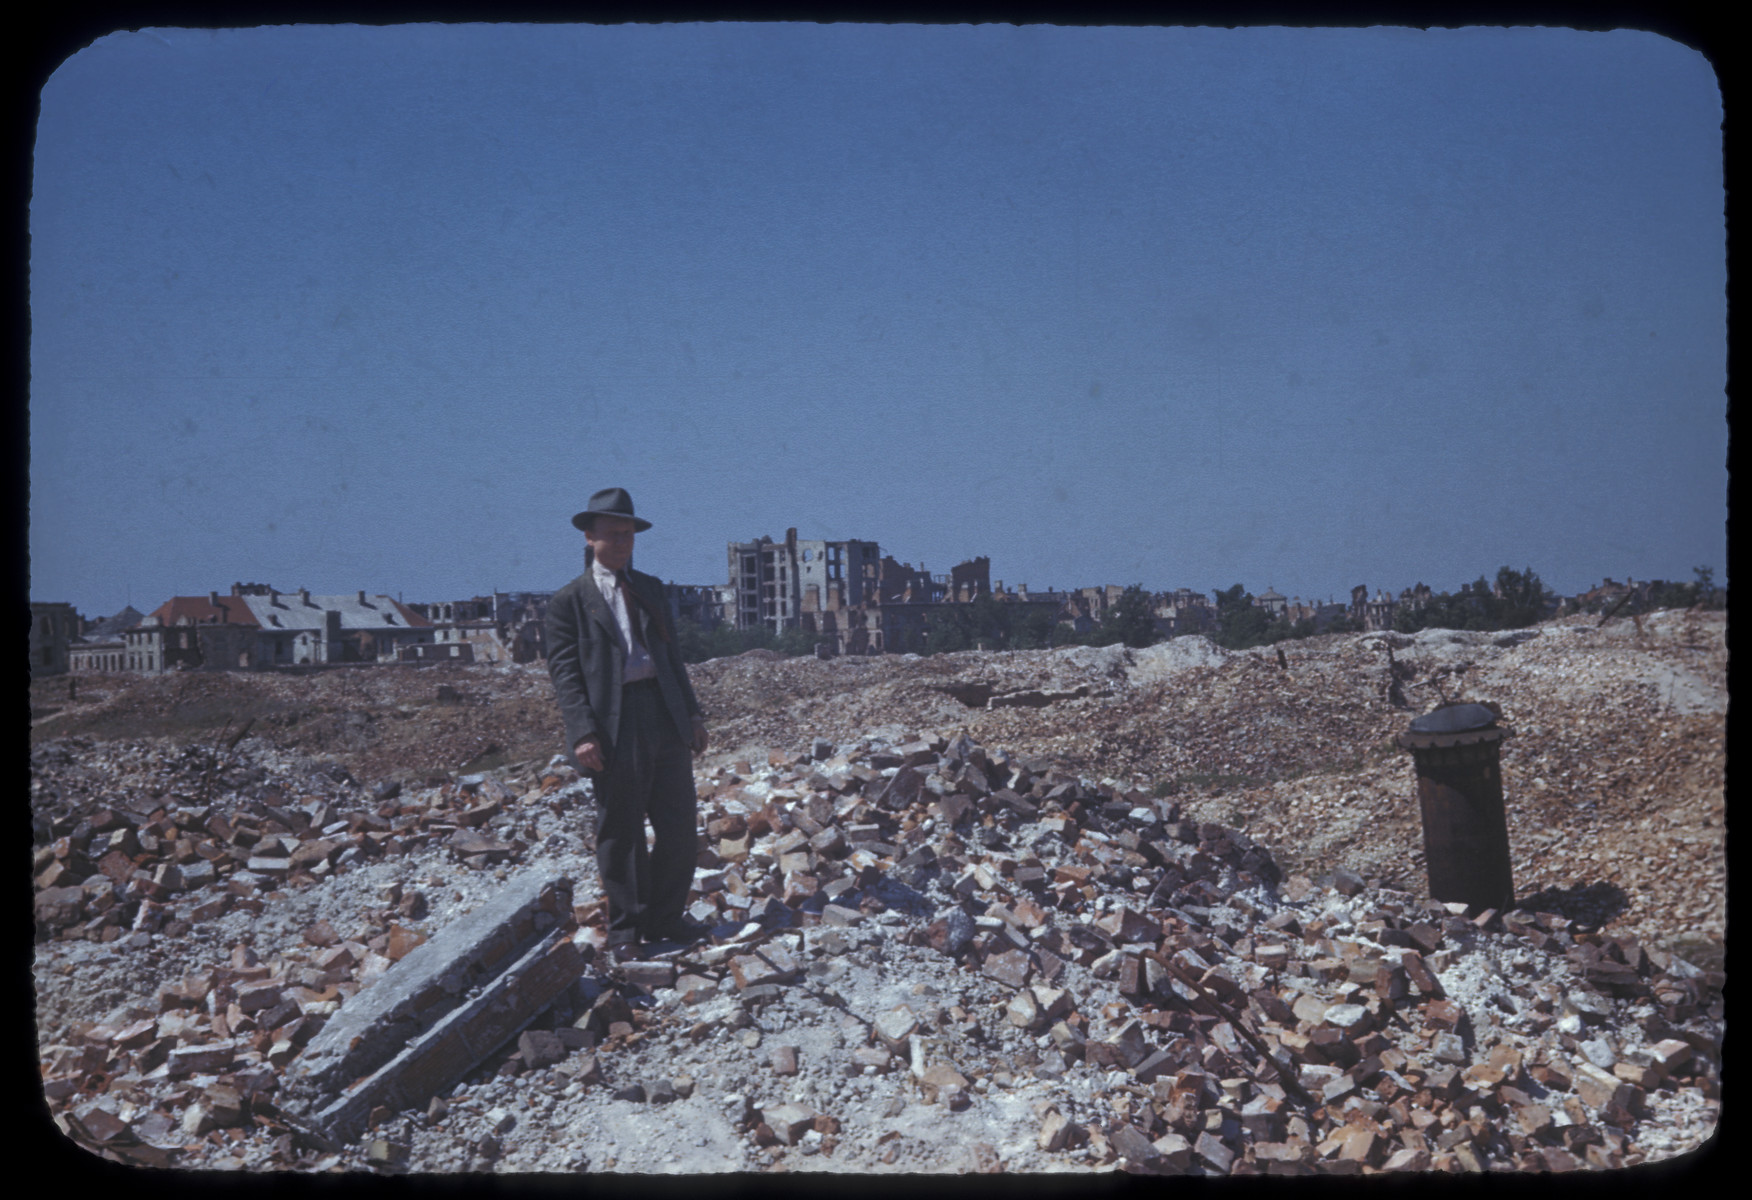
left=68, top=677, right=77, bottom=700
left=1385, top=645, right=1411, bottom=708
left=1275, top=647, right=1288, bottom=670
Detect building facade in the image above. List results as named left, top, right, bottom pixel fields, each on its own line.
left=62, top=607, right=137, bottom=674
left=728, top=529, right=882, bottom=634
left=29, top=602, right=79, bottom=678
left=131, top=585, right=435, bottom=671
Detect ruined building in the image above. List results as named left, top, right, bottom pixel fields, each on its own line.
left=1280, top=597, right=1351, bottom=633
left=876, top=556, right=940, bottom=605
left=949, top=556, right=992, bottom=603
left=492, top=592, right=555, bottom=664
left=663, top=583, right=731, bottom=633
left=1349, top=584, right=1399, bottom=632
left=405, top=596, right=502, bottom=665
left=29, top=602, right=78, bottom=679
left=1146, top=589, right=1215, bottom=638
left=1399, top=581, right=1435, bottom=612
left=728, top=530, right=882, bottom=635
left=65, top=606, right=145, bottom=675
left=723, top=532, right=1017, bottom=655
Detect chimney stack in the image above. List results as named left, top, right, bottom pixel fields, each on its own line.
left=1397, top=704, right=1516, bottom=911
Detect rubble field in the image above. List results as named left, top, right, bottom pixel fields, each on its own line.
left=30, top=608, right=1724, bottom=1174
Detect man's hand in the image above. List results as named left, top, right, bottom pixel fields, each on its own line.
left=574, top=737, right=605, bottom=773
left=690, top=717, right=709, bottom=756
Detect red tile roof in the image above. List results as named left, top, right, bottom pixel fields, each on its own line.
left=148, top=595, right=262, bottom=627
left=389, top=600, right=432, bottom=627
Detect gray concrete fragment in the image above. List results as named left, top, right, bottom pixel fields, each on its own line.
left=283, top=871, right=575, bottom=1140
left=301, top=927, right=584, bottom=1143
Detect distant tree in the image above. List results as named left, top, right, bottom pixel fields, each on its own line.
left=675, top=615, right=758, bottom=663
left=674, top=614, right=715, bottom=663
left=1212, top=584, right=1272, bottom=650
left=1460, top=575, right=1496, bottom=631
left=922, top=593, right=1017, bottom=654
left=923, top=616, right=970, bottom=655
left=1011, top=605, right=1059, bottom=650
left=1260, top=614, right=1298, bottom=645
left=1392, top=565, right=1551, bottom=634
left=1694, top=565, right=1725, bottom=609
left=674, top=616, right=818, bottom=663
left=1087, top=585, right=1160, bottom=649
left=892, top=622, right=928, bottom=655
left=774, top=626, right=820, bottom=657
left=1492, top=565, right=1547, bottom=628
left=968, top=593, right=1019, bottom=649
left=1648, top=565, right=1723, bottom=612
left=1398, top=586, right=1469, bottom=633
left=923, top=603, right=972, bottom=654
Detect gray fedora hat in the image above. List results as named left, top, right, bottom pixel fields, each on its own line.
left=571, top=487, right=653, bottom=533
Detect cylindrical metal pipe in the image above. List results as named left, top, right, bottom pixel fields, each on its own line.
left=1397, top=704, right=1514, bottom=912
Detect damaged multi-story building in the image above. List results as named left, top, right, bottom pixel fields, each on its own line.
left=726, top=530, right=883, bottom=639
left=1279, top=596, right=1351, bottom=633
left=491, top=591, right=555, bottom=663
left=1058, top=584, right=1127, bottom=635
left=402, top=591, right=559, bottom=664
left=662, top=583, right=733, bottom=633
left=404, top=596, right=502, bottom=664
left=1162, top=588, right=1217, bottom=636
left=720, top=534, right=1089, bottom=655
left=723, top=530, right=985, bottom=654
left=1348, top=584, right=1401, bottom=632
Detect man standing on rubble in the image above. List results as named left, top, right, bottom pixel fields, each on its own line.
left=546, top=487, right=710, bottom=956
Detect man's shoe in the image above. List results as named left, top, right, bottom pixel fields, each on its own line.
left=641, top=917, right=712, bottom=946
left=605, top=937, right=643, bottom=964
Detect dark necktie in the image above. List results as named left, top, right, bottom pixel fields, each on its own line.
left=616, top=571, right=655, bottom=647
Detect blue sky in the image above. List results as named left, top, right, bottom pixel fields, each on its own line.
left=29, top=23, right=1726, bottom=617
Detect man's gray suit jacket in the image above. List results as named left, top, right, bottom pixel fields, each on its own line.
left=545, top=566, right=701, bottom=768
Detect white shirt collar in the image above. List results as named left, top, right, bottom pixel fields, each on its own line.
left=591, top=558, right=624, bottom=591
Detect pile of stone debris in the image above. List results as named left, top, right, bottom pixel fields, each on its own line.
left=34, top=729, right=1720, bottom=1174
left=32, top=748, right=551, bottom=947
left=679, top=612, right=1728, bottom=965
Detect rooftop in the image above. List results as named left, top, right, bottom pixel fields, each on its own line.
left=236, top=591, right=431, bottom=631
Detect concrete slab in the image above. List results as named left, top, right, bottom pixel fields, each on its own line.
left=286, top=871, right=573, bottom=1119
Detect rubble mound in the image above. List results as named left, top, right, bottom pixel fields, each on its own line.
left=32, top=710, right=1722, bottom=1174
left=1125, top=636, right=1235, bottom=683
left=686, top=611, right=1726, bottom=966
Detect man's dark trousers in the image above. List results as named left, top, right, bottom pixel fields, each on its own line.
left=592, top=679, right=697, bottom=944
